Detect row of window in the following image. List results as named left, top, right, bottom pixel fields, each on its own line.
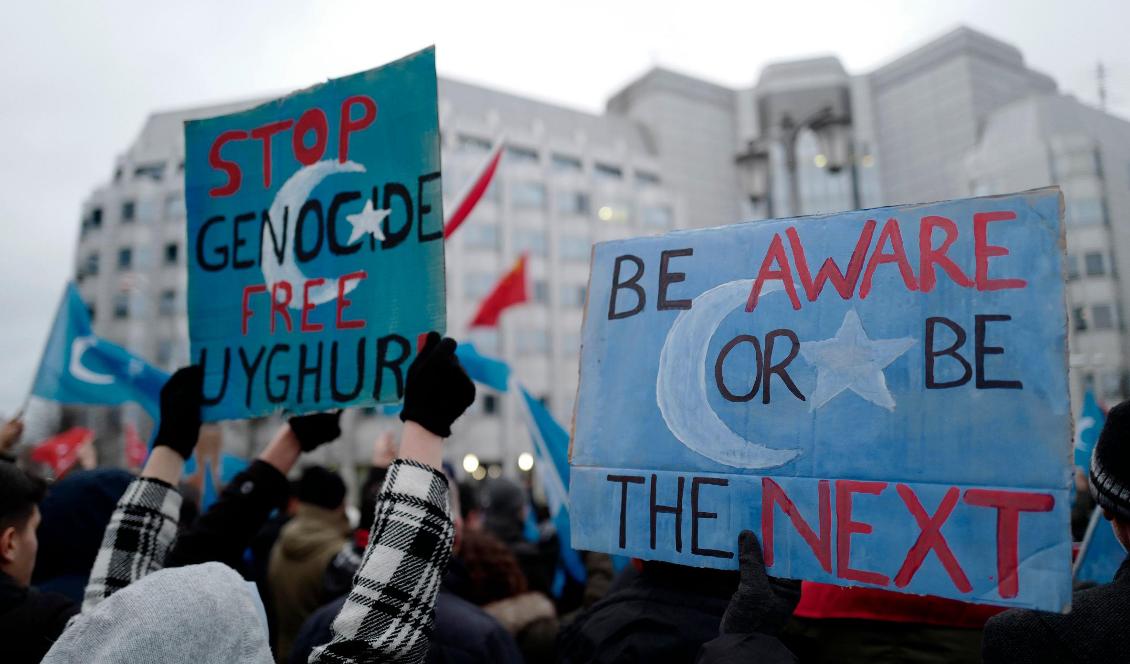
left=466, top=328, right=581, bottom=357
left=81, top=243, right=180, bottom=277
left=1072, top=303, right=1120, bottom=332
left=1066, top=251, right=1110, bottom=280
left=83, top=194, right=185, bottom=232
left=112, top=160, right=185, bottom=184
left=461, top=225, right=595, bottom=259
left=456, top=133, right=662, bottom=187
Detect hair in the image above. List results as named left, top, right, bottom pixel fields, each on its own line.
left=296, top=465, right=346, bottom=510
left=459, top=528, right=528, bottom=606
left=0, top=462, right=47, bottom=531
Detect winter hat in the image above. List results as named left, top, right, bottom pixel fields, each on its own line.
left=42, top=562, right=272, bottom=664
left=297, top=465, right=346, bottom=510
left=1090, top=399, right=1130, bottom=521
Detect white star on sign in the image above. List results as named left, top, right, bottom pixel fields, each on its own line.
left=345, top=198, right=389, bottom=244
left=799, top=309, right=915, bottom=412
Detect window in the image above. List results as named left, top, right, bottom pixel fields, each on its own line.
left=560, top=284, right=586, bottom=307
left=156, top=339, right=175, bottom=367
left=164, top=193, right=183, bottom=219
left=506, top=146, right=540, bottom=165
left=464, top=273, right=497, bottom=299
left=164, top=243, right=179, bottom=265
left=594, top=163, right=622, bottom=180
left=1084, top=251, right=1106, bottom=277
left=134, top=162, right=166, bottom=181
left=113, top=293, right=129, bottom=319
left=533, top=279, right=549, bottom=304
left=552, top=153, right=583, bottom=173
left=1073, top=306, right=1088, bottom=332
left=1066, top=254, right=1080, bottom=280
left=457, top=134, right=492, bottom=154
left=462, top=223, right=500, bottom=251
left=159, top=289, right=177, bottom=316
left=87, top=302, right=96, bottom=323
left=84, top=253, right=100, bottom=277
left=117, top=248, right=133, bottom=270
left=121, top=201, right=135, bottom=223
left=642, top=205, right=673, bottom=229
left=559, top=235, right=592, bottom=262
left=555, top=191, right=590, bottom=216
left=511, top=182, right=546, bottom=210
left=89, top=208, right=103, bottom=229
left=513, top=229, right=547, bottom=256
left=1068, top=198, right=1107, bottom=226
left=1053, top=148, right=1100, bottom=179
left=482, top=394, right=499, bottom=415
left=561, top=333, right=581, bottom=356
left=516, top=329, right=549, bottom=355
left=1093, top=304, right=1116, bottom=330
left=635, top=171, right=661, bottom=187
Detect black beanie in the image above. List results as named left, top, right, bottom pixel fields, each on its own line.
left=1090, top=400, right=1130, bottom=522
left=297, top=466, right=346, bottom=510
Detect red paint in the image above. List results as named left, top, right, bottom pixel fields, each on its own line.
left=761, top=478, right=832, bottom=573
left=746, top=233, right=802, bottom=312
left=208, top=130, right=248, bottom=197
left=338, top=96, right=377, bottom=164
left=786, top=221, right=875, bottom=303
left=270, top=281, right=293, bottom=333
left=835, top=480, right=890, bottom=586
left=241, top=284, right=267, bottom=335
left=335, top=271, right=367, bottom=329
left=963, top=489, right=1054, bottom=599
left=973, top=211, right=1027, bottom=291
left=918, top=216, right=974, bottom=292
left=893, top=485, right=971, bottom=592
left=301, top=278, right=326, bottom=332
left=250, top=120, right=295, bottom=189
left=860, top=219, right=918, bottom=299
left=292, top=108, right=329, bottom=165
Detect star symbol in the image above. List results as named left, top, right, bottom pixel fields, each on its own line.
left=345, top=198, right=389, bottom=244
left=799, top=309, right=915, bottom=412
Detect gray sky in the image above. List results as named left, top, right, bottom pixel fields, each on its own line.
left=1, top=0, right=1127, bottom=414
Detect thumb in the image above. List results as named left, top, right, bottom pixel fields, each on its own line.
left=738, top=529, right=767, bottom=588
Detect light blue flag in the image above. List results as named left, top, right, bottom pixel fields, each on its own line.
left=1075, top=506, right=1126, bottom=584
left=31, top=283, right=168, bottom=419
left=1075, top=391, right=1105, bottom=469
left=184, top=453, right=251, bottom=510
left=455, top=343, right=511, bottom=392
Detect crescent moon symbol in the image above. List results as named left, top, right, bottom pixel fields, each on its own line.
left=264, top=160, right=367, bottom=309
left=69, top=336, right=114, bottom=385
left=656, top=279, right=801, bottom=469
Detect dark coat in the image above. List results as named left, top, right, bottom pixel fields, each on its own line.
left=557, top=562, right=738, bottom=664
left=0, top=570, right=79, bottom=664
left=288, top=590, right=524, bottom=664
left=983, top=554, right=1130, bottom=663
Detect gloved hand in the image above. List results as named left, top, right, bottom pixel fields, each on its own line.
left=720, top=529, right=802, bottom=636
left=153, top=365, right=204, bottom=460
left=288, top=411, right=342, bottom=452
left=399, top=331, right=476, bottom=438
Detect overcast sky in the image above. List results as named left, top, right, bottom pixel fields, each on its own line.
left=1, top=0, right=1127, bottom=414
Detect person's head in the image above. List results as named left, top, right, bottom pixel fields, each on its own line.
left=458, top=528, right=527, bottom=606
left=1090, top=399, right=1130, bottom=551
left=296, top=465, right=346, bottom=511
left=0, top=462, right=47, bottom=586
left=480, top=477, right=527, bottom=544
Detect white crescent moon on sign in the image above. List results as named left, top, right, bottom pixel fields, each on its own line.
left=263, top=160, right=367, bottom=309
left=69, top=336, right=114, bottom=385
left=656, top=279, right=801, bottom=469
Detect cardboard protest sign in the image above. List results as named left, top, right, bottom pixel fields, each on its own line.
left=569, top=188, right=1072, bottom=611
left=185, top=48, right=445, bottom=421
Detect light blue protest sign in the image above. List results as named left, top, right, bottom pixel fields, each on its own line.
left=185, top=48, right=445, bottom=421
left=570, top=188, right=1072, bottom=611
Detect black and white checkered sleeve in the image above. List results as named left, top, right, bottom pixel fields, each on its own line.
left=310, top=459, right=454, bottom=664
left=82, top=476, right=182, bottom=612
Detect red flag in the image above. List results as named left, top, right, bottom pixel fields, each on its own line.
left=31, top=427, right=93, bottom=476
left=444, top=141, right=504, bottom=239
left=469, top=255, right=529, bottom=327
left=124, top=422, right=147, bottom=469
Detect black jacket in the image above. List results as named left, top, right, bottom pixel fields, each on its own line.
left=0, top=570, right=79, bottom=664
left=289, top=590, right=524, bottom=664
left=557, top=562, right=738, bottom=664
left=983, top=554, right=1130, bottom=663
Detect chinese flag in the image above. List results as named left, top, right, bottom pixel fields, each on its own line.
left=469, top=255, right=529, bottom=328
left=31, top=427, right=93, bottom=476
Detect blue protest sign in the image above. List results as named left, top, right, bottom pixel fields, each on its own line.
left=184, top=48, right=445, bottom=421
left=570, top=188, right=1072, bottom=611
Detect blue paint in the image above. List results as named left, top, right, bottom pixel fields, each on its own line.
left=570, top=189, right=1072, bottom=611
left=184, top=48, right=445, bottom=421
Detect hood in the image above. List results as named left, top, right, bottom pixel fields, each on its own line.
left=277, top=504, right=350, bottom=560
left=42, top=562, right=272, bottom=664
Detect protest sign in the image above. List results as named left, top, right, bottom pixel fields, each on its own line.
left=185, top=48, right=445, bottom=421
left=569, top=188, right=1072, bottom=611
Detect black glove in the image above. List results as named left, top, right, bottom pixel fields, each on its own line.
left=399, top=331, right=476, bottom=437
left=153, top=365, right=204, bottom=460
left=288, top=412, right=342, bottom=452
left=720, top=530, right=802, bottom=636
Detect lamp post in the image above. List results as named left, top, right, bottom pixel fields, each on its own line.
left=736, top=105, right=860, bottom=218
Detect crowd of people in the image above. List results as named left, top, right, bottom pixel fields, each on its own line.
left=1, top=331, right=1129, bottom=662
